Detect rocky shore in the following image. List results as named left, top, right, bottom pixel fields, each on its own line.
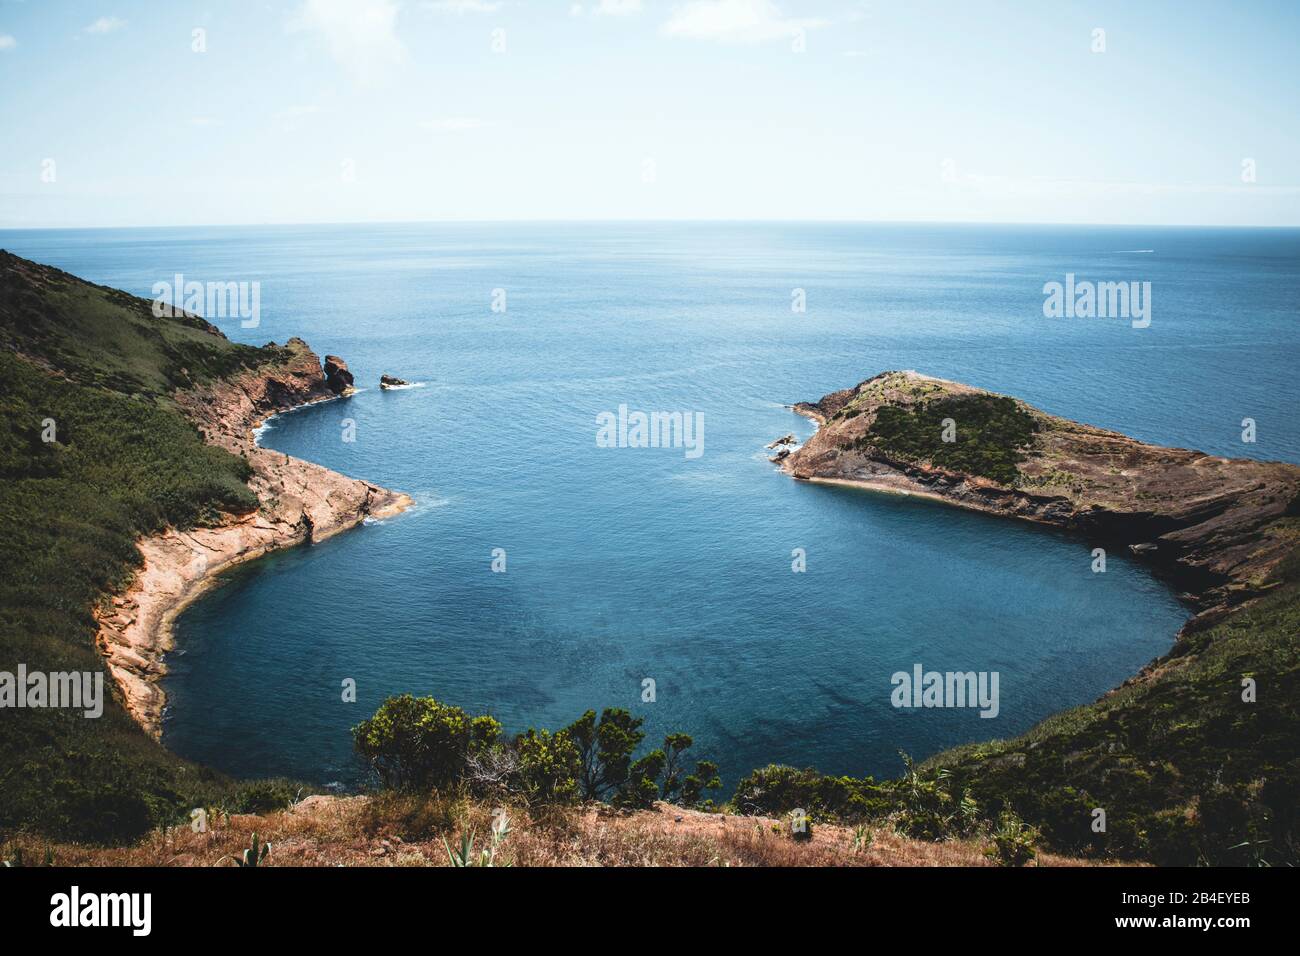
left=95, top=339, right=411, bottom=737
left=780, top=371, right=1300, bottom=624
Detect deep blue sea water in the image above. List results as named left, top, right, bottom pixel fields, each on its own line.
left=5, top=222, right=1298, bottom=790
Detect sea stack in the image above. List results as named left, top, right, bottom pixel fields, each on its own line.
left=323, top=355, right=355, bottom=395
left=380, top=374, right=410, bottom=389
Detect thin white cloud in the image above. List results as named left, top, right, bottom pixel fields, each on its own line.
left=594, top=0, right=642, bottom=15
left=662, top=0, right=826, bottom=43
left=422, top=0, right=502, bottom=12
left=85, top=16, right=127, bottom=34
left=288, top=0, right=406, bottom=87
left=421, top=117, right=488, bottom=132
left=0, top=34, right=15, bottom=51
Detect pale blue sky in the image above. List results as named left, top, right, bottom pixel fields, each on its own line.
left=1, top=0, right=1297, bottom=227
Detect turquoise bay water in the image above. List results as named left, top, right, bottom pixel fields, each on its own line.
left=5, top=223, right=1298, bottom=790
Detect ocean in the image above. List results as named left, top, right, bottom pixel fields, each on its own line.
left=5, top=221, right=1297, bottom=790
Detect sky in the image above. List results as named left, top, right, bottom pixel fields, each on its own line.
left=0, top=0, right=1297, bottom=228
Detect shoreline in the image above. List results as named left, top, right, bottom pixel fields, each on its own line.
left=779, top=370, right=1300, bottom=638
left=95, top=360, right=412, bottom=739
left=782, top=404, right=1066, bottom=524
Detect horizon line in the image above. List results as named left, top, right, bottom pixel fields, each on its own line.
left=3, top=216, right=1300, bottom=233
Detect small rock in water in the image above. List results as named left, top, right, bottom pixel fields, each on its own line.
left=380, top=374, right=410, bottom=389
left=766, top=433, right=796, bottom=449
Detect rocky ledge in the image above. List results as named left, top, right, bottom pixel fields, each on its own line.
left=781, top=371, right=1300, bottom=619
left=96, top=340, right=411, bottom=736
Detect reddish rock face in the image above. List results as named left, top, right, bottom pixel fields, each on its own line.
left=323, top=354, right=354, bottom=394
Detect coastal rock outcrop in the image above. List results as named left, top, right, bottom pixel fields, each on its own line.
left=780, top=370, right=1300, bottom=617
left=767, top=433, right=796, bottom=449
left=323, top=354, right=355, bottom=395
left=380, top=374, right=410, bottom=388
left=98, top=341, right=411, bottom=736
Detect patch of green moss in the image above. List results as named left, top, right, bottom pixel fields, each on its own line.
left=1016, top=468, right=1083, bottom=493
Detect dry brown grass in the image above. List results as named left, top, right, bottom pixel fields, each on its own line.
left=3, top=794, right=1134, bottom=867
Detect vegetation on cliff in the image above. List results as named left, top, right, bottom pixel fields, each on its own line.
left=0, top=253, right=300, bottom=841
left=0, top=251, right=287, bottom=396
left=859, top=393, right=1040, bottom=484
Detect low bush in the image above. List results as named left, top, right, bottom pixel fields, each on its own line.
left=353, top=696, right=722, bottom=811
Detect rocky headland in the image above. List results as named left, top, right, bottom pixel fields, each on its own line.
left=780, top=370, right=1300, bottom=623
left=95, top=339, right=411, bottom=737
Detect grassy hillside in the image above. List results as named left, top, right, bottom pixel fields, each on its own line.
left=0, top=250, right=286, bottom=395
left=0, top=254, right=301, bottom=841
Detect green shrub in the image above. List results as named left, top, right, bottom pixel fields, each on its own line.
left=984, top=813, right=1038, bottom=867
left=733, top=764, right=889, bottom=820
left=513, top=728, right=581, bottom=805
left=227, top=780, right=301, bottom=815
left=890, top=753, right=979, bottom=840
left=614, top=733, right=722, bottom=810
left=352, top=694, right=493, bottom=790
left=566, top=708, right=645, bottom=801
left=353, top=695, right=720, bottom=812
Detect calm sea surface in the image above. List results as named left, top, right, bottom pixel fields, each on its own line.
left=5, top=222, right=1297, bottom=789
